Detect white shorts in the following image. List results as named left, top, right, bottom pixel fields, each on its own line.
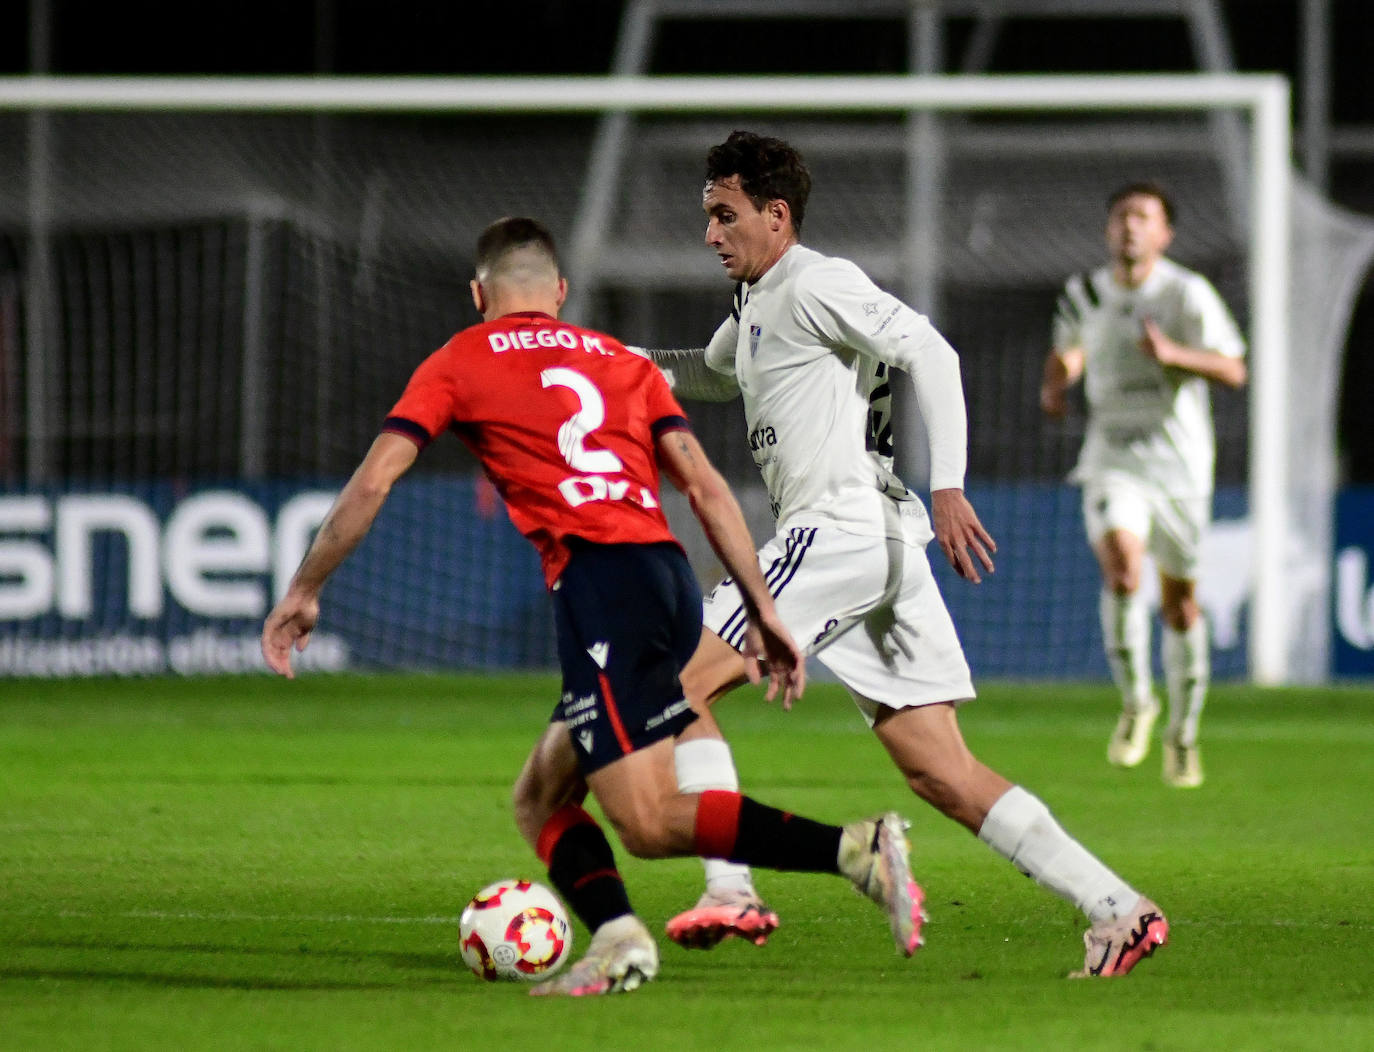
left=1081, top=473, right=1210, bottom=580
left=702, top=517, right=975, bottom=726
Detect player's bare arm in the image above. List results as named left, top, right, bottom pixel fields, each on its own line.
left=262, top=432, right=419, bottom=678
left=1040, top=347, right=1085, bottom=417
left=1138, top=319, right=1248, bottom=388
left=655, top=428, right=806, bottom=708
left=931, top=488, right=997, bottom=584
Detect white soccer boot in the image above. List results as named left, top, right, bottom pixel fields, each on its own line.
left=1107, top=698, right=1160, bottom=768
left=529, top=914, right=658, bottom=997
left=838, top=812, right=926, bottom=957
left=1162, top=734, right=1204, bottom=788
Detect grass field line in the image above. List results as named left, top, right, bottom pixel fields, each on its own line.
left=966, top=718, right=1374, bottom=744
left=3, top=909, right=463, bottom=926
left=4, top=907, right=1369, bottom=933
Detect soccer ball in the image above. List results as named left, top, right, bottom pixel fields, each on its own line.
left=459, top=879, right=572, bottom=982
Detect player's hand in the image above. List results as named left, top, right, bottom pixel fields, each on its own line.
left=1040, top=381, right=1068, bottom=417
left=932, top=488, right=997, bottom=584
left=741, top=608, right=806, bottom=711
left=1139, top=318, right=1182, bottom=366
left=1040, top=349, right=1078, bottom=418
left=261, top=591, right=321, bottom=679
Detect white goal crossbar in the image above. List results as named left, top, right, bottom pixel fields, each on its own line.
left=0, top=73, right=1293, bottom=684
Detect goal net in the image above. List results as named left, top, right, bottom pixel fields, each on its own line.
left=1, top=75, right=1369, bottom=683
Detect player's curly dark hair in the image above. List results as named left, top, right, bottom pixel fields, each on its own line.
left=706, top=131, right=812, bottom=235
left=475, top=216, right=561, bottom=276
left=1107, top=181, right=1177, bottom=226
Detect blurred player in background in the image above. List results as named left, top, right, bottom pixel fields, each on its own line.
left=262, top=217, right=925, bottom=997
left=1041, top=182, right=1247, bottom=788
left=625, top=131, right=1167, bottom=977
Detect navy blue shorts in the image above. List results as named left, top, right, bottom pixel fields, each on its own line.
left=550, top=540, right=702, bottom=774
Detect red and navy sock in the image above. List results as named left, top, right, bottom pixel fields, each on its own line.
left=536, top=803, right=633, bottom=932
left=694, top=790, right=842, bottom=873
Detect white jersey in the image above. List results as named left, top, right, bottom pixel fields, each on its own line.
left=702, top=244, right=967, bottom=539
left=1052, top=256, right=1245, bottom=497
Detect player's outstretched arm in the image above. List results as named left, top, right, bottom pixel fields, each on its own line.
left=261, top=432, right=419, bottom=678
left=630, top=345, right=740, bottom=402
left=931, top=488, right=997, bottom=585
left=1138, top=320, right=1248, bottom=387
left=655, top=427, right=805, bottom=708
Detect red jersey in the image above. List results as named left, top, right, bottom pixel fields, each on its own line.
left=384, top=311, right=691, bottom=586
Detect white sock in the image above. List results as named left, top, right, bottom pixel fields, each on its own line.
left=1163, top=617, right=1209, bottom=747
left=1099, top=589, right=1154, bottom=712
left=978, top=786, right=1138, bottom=926
left=675, top=738, right=754, bottom=896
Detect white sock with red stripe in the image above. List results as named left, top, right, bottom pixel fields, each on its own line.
left=676, top=738, right=754, bottom=896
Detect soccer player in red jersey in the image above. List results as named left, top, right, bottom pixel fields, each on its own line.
left=261, top=217, right=927, bottom=996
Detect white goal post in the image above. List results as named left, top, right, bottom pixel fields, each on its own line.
left=0, top=72, right=1293, bottom=683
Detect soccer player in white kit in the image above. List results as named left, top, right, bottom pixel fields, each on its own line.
left=648, top=131, right=1168, bottom=977
left=1041, top=183, right=1247, bottom=788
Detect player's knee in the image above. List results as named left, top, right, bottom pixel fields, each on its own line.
left=510, top=770, right=546, bottom=847
left=1161, top=597, right=1199, bottom=632
left=1106, top=568, right=1139, bottom=595
left=679, top=664, right=715, bottom=706
left=1098, top=533, right=1143, bottom=594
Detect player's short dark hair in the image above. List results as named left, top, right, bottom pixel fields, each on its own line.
left=706, top=130, right=812, bottom=234
left=1107, top=181, right=1177, bottom=226
left=475, top=216, right=561, bottom=276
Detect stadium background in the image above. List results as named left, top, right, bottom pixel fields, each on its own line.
left=2, top=1, right=1373, bottom=680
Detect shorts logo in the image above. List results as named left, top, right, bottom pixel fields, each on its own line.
left=812, top=618, right=840, bottom=647
left=564, top=693, right=599, bottom=730
left=586, top=641, right=610, bottom=668
left=644, top=698, right=691, bottom=731
left=578, top=729, right=594, bottom=753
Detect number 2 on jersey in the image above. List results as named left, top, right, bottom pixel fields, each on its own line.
left=540, top=367, right=624, bottom=474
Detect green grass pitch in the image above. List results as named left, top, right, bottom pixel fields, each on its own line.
left=2, top=674, right=1371, bottom=1050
